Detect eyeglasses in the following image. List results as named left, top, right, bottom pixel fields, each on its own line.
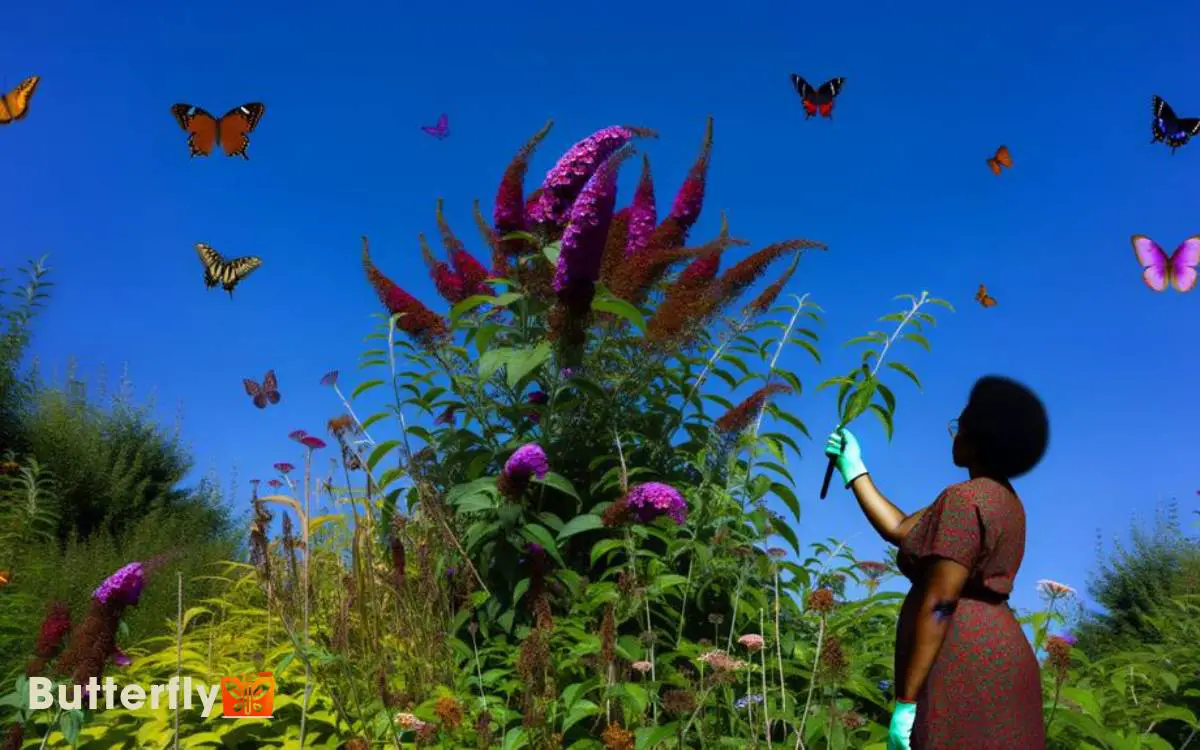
left=947, top=418, right=960, bottom=438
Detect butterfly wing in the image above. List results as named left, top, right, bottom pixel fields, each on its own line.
left=790, top=74, right=819, bottom=117
left=220, top=256, right=264, bottom=294
left=986, top=158, right=1001, bottom=175
left=262, top=369, right=281, bottom=404
left=421, top=114, right=449, bottom=139
left=1167, top=236, right=1200, bottom=292
left=815, top=77, right=845, bottom=116
left=243, top=378, right=268, bottom=408
left=195, top=243, right=224, bottom=288
left=0, top=75, right=40, bottom=125
left=1131, top=235, right=1170, bottom=291
left=216, top=103, right=265, bottom=159
left=172, top=104, right=220, bottom=157
left=994, top=145, right=1013, bottom=168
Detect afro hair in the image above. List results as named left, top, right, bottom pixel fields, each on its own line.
left=959, top=375, right=1049, bottom=479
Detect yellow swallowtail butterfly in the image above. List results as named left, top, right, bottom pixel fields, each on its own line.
left=0, top=76, right=40, bottom=125
left=195, top=243, right=262, bottom=297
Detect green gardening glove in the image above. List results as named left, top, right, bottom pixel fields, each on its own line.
left=887, top=701, right=916, bottom=750
left=823, top=427, right=868, bottom=487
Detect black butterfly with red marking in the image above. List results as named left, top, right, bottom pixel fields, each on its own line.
left=790, top=75, right=845, bottom=119
left=171, top=103, right=265, bottom=159
left=243, top=370, right=281, bottom=409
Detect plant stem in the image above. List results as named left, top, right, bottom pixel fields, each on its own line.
left=675, top=554, right=695, bottom=648
left=795, top=615, right=825, bottom=750
left=760, top=607, right=772, bottom=750
left=175, top=571, right=183, bottom=750
left=726, top=565, right=747, bottom=651
left=773, top=564, right=787, bottom=722
left=299, top=449, right=313, bottom=747
left=867, top=291, right=928, bottom=381
left=37, top=707, right=62, bottom=750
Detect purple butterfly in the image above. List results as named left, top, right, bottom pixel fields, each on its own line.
left=1131, top=235, right=1200, bottom=292
left=421, top=113, right=449, bottom=140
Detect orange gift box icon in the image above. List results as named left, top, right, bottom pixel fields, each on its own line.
left=220, top=672, right=275, bottom=718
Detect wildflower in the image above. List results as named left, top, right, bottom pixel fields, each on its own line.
left=415, top=721, right=438, bottom=745
left=2, top=726, right=23, bottom=750
left=737, top=633, right=765, bottom=652
left=878, top=679, right=893, bottom=693
left=344, top=739, right=369, bottom=750
left=664, top=116, right=713, bottom=245
left=710, top=239, right=826, bottom=314
left=601, top=496, right=632, bottom=527
left=319, top=370, right=338, bottom=387
left=630, top=660, right=653, bottom=674
left=806, top=588, right=835, bottom=614
left=560, top=367, right=574, bottom=378
left=601, top=722, right=635, bottom=750
left=553, top=146, right=634, bottom=310
left=767, top=547, right=787, bottom=559
left=94, top=562, right=146, bottom=606
left=1036, top=579, right=1076, bottom=599
left=624, top=482, right=687, bottom=525
left=714, top=383, right=792, bottom=434
left=698, top=649, right=746, bottom=672
left=273, top=462, right=294, bottom=475
left=393, top=712, right=425, bottom=730
left=528, top=125, right=654, bottom=232
left=494, top=120, right=554, bottom=256
left=25, top=601, right=71, bottom=677
left=288, top=429, right=308, bottom=442
left=421, top=233, right=467, bottom=303
left=708, top=613, right=724, bottom=626
left=301, top=436, right=327, bottom=450
left=498, top=443, right=549, bottom=500
left=818, top=635, right=850, bottom=683
left=437, top=199, right=490, bottom=294
left=743, top=249, right=803, bottom=316
left=645, top=214, right=732, bottom=343
left=111, top=646, right=132, bottom=667
left=434, top=696, right=463, bottom=731
left=837, top=709, right=867, bottom=729
left=1045, top=634, right=1074, bottom=680
left=327, top=415, right=355, bottom=437
left=362, top=236, right=449, bottom=345
left=625, top=154, right=657, bottom=256
left=735, top=693, right=764, bottom=710
left=266, top=479, right=282, bottom=489
left=856, top=561, right=890, bottom=578
left=662, top=689, right=696, bottom=715
left=599, top=604, right=616, bottom=666
left=609, top=231, right=745, bottom=307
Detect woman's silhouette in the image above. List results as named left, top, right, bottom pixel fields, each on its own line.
left=824, top=375, right=1049, bottom=750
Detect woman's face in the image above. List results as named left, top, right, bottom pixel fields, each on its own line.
left=951, top=413, right=972, bottom=467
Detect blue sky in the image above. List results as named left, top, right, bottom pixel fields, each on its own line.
left=4, top=0, right=1198, bottom=621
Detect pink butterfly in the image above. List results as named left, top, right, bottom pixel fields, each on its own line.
left=243, top=370, right=281, bottom=409
left=1131, top=235, right=1200, bottom=292
left=421, top=113, right=449, bottom=140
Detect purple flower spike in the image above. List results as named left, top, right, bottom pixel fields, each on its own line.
left=111, top=647, right=132, bottom=667
left=625, top=155, right=657, bottom=256
left=320, top=370, right=339, bottom=387
left=94, top=562, right=147, bottom=606
left=625, top=482, right=687, bottom=526
left=529, top=125, right=654, bottom=231
left=503, top=444, right=549, bottom=481
left=553, top=146, right=634, bottom=294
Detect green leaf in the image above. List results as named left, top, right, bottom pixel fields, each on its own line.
left=500, top=230, right=539, bottom=244
left=520, top=523, right=565, bottom=567
left=557, top=514, right=604, bottom=541
left=636, top=723, right=681, bottom=750
left=927, top=297, right=956, bottom=312
left=902, top=332, right=931, bottom=352
left=771, top=482, right=801, bottom=522
left=886, top=362, right=921, bottom=389
left=592, top=296, right=647, bottom=333
left=562, top=698, right=601, bottom=732
left=867, top=403, right=894, bottom=440
left=478, top=347, right=514, bottom=380
left=351, top=379, right=385, bottom=399
left=506, top=341, right=553, bottom=388
left=770, top=513, right=801, bottom=555
left=367, top=440, right=403, bottom=471
left=449, top=294, right=496, bottom=323
left=534, top=471, right=580, bottom=500
left=542, top=241, right=562, bottom=265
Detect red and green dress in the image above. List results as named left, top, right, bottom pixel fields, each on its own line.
left=895, top=477, right=1046, bottom=749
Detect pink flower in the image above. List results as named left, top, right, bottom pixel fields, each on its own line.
left=494, top=121, right=554, bottom=249
left=1036, top=579, right=1076, bottom=599
left=93, top=562, right=146, bottom=606
left=529, top=125, right=654, bottom=231
left=503, top=444, right=549, bottom=480
left=319, top=371, right=338, bottom=387
left=631, top=660, right=653, bottom=674
left=665, top=117, right=713, bottom=244
left=111, top=647, right=132, bottom=667
left=301, top=436, right=327, bottom=450
left=553, top=146, right=634, bottom=304
left=625, top=154, right=657, bottom=256
left=289, top=430, right=308, bottom=442
left=273, top=462, right=294, bottom=475
left=625, top=482, right=687, bottom=525
left=737, top=634, right=764, bottom=652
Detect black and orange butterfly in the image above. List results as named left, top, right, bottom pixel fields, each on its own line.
left=170, top=103, right=265, bottom=159
left=243, top=370, right=281, bottom=409
left=0, top=75, right=39, bottom=125
left=974, top=284, right=998, bottom=308
left=196, top=243, right=262, bottom=297
left=790, top=74, right=845, bottom=119
left=986, top=145, right=1013, bottom=175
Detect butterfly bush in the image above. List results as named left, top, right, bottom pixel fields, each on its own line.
left=624, top=154, right=657, bottom=256
left=93, top=561, right=146, bottom=606
left=553, top=147, right=634, bottom=304
left=624, top=482, right=687, bottom=525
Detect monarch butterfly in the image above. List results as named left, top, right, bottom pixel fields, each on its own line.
left=171, top=103, right=265, bottom=159
left=986, top=145, right=1013, bottom=175
left=0, top=75, right=40, bottom=125
left=974, top=283, right=998, bottom=308
left=243, top=370, right=281, bottom=409
left=195, top=243, right=262, bottom=297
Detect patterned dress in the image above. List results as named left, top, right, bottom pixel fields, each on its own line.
left=895, top=477, right=1046, bottom=749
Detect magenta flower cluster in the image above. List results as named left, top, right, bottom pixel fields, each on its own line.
left=503, top=444, right=549, bottom=481
left=625, top=157, right=657, bottom=256
left=626, top=482, right=687, bottom=525
left=528, top=126, right=645, bottom=230
left=553, top=147, right=631, bottom=294
left=93, top=562, right=146, bottom=606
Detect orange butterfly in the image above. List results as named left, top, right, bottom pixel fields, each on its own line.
left=986, top=145, right=1013, bottom=175
left=0, top=570, right=10, bottom=587
left=0, top=75, right=39, bottom=125
left=171, top=103, right=265, bottom=159
left=974, top=283, right=998, bottom=308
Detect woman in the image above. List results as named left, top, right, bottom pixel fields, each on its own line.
left=823, top=375, right=1049, bottom=750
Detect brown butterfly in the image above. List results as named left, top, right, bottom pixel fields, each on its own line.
left=243, top=370, right=281, bottom=409
left=0, top=75, right=39, bottom=125
left=974, top=283, right=998, bottom=308
left=171, top=103, right=265, bottom=159
left=986, top=145, right=1013, bottom=175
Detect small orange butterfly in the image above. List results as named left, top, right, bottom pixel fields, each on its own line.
left=0, top=570, right=10, bottom=587
left=975, top=283, right=998, bottom=308
left=986, top=145, right=1013, bottom=175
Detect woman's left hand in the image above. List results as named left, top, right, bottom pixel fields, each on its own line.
left=887, top=701, right=916, bottom=750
